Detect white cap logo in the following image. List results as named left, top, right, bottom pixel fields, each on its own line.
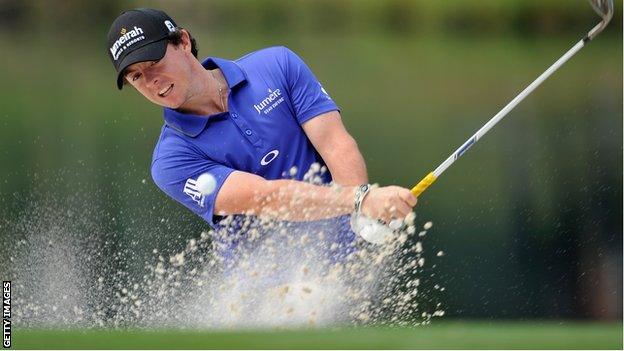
left=164, top=20, right=175, bottom=32
left=109, top=26, right=145, bottom=61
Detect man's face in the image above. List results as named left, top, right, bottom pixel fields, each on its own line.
left=124, top=41, right=194, bottom=109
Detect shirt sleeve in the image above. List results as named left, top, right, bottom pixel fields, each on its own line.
left=281, top=46, right=340, bottom=125
left=151, top=148, right=235, bottom=228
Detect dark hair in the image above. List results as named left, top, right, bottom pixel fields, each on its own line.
left=167, top=28, right=198, bottom=58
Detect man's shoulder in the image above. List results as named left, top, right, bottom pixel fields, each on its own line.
left=234, top=46, right=305, bottom=72
left=236, top=46, right=289, bottom=63
left=150, top=125, right=206, bottom=186
left=151, top=125, right=199, bottom=163
left=233, top=46, right=306, bottom=83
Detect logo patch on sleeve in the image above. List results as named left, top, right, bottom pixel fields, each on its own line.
left=183, top=178, right=205, bottom=207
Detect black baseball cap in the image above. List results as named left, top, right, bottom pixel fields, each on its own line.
left=107, top=8, right=178, bottom=89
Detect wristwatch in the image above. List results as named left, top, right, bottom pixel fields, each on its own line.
left=353, top=184, right=371, bottom=216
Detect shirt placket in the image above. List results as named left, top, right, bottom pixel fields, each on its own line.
left=229, top=111, right=262, bottom=148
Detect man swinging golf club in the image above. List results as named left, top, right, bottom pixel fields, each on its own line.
left=108, top=0, right=612, bottom=255
left=106, top=8, right=417, bottom=251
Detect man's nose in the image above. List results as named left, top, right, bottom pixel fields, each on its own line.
left=145, top=71, right=159, bottom=89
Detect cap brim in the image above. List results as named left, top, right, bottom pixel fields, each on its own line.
left=116, top=39, right=168, bottom=89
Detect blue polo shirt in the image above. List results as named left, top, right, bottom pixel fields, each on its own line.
left=151, top=46, right=340, bottom=229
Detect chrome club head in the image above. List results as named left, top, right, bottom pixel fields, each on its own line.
left=589, top=0, right=614, bottom=20
left=587, top=0, right=614, bottom=40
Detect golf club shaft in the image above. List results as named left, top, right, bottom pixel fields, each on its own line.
left=410, top=37, right=589, bottom=198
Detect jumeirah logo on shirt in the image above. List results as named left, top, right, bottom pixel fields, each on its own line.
left=253, top=88, right=285, bottom=115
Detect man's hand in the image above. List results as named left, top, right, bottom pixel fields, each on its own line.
left=360, top=186, right=417, bottom=224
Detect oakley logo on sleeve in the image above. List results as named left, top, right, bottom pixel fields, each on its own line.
left=183, top=178, right=205, bottom=207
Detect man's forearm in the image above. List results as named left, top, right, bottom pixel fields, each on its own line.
left=251, top=179, right=356, bottom=221
left=323, top=136, right=368, bottom=186
left=301, top=111, right=368, bottom=186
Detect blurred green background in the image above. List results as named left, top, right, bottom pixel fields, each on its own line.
left=0, top=0, right=621, bottom=324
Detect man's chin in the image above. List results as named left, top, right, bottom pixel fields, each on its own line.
left=158, top=97, right=184, bottom=110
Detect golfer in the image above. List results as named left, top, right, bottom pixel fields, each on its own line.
left=106, top=8, right=417, bottom=249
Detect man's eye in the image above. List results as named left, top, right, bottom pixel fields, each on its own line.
left=132, top=73, right=141, bottom=81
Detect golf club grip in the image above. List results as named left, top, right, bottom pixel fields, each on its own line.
left=411, top=172, right=437, bottom=198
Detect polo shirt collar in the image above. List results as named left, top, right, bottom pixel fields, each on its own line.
left=162, top=57, right=247, bottom=137
left=201, top=57, right=247, bottom=89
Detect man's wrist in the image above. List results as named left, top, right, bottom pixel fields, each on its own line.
left=353, top=184, right=371, bottom=216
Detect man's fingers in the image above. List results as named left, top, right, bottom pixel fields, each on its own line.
left=386, top=202, right=410, bottom=220
left=366, top=186, right=418, bottom=224
left=395, top=201, right=412, bottom=218
left=399, top=189, right=417, bottom=207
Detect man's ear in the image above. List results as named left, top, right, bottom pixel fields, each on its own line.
left=180, top=29, right=192, bottom=52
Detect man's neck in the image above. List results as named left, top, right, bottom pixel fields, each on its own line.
left=177, top=67, right=228, bottom=116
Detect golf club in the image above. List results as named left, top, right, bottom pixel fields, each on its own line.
left=410, top=0, right=614, bottom=198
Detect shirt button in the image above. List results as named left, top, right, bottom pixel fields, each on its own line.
left=245, top=129, right=252, bottom=135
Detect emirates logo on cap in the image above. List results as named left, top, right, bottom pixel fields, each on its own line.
left=120, top=27, right=127, bottom=35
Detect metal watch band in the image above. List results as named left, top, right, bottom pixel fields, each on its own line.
left=354, top=184, right=371, bottom=216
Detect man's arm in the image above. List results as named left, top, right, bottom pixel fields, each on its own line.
left=214, top=171, right=356, bottom=221
left=301, top=110, right=368, bottom=186
left=214, top=171, right=415, bottom=223
left=213, top=111, right=416, bottom=223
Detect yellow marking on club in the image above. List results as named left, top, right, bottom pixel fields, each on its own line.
left=411, top=172, right=437, bottom=197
